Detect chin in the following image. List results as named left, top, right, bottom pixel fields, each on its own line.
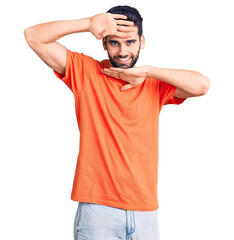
left=115, top=61, right=134, bottom=69
left=118, top=64, right=130, bottom=69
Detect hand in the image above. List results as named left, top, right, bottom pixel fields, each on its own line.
left=89, top=13, right=136, bottom=40
left=101, top=66, right=148, bottom=91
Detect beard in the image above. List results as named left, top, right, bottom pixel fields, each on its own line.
left=107, top=45, right=141, bottom=69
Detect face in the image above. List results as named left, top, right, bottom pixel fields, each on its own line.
left=102, top=26, right=145, bottom=69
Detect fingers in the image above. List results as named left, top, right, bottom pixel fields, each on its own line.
left=102, top=68, right=117, bottom=75
left=109, top=67, right=124, bottom=72
left=116, top=19, right=134, bottom=26
left=112, top=14, right=128, bottom=19
left=117, top=25, right=137, bottom=32
left=101, top=68, right=122, bottom=79
left=114, top=31, right=135, bottom=38
left=102, top=71, right=118, bottom=79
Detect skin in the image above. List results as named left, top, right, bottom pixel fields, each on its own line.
left=102, top=26, right=145, bottom=69
left=90, top=13, right=137, bottom=40
left=24, top=11, right=209, bottom=95
left=101, top=24, right=210, bottom=95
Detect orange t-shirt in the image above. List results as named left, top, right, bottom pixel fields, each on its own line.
left=53, top=47, right=187, bottom=211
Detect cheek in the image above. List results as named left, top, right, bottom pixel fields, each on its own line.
left=131, top=50, right=138, bottom=57
left=130, top=45, right=140, bottom=54
left=107, top=48, right=117, bottom=57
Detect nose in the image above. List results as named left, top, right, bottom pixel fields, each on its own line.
left=118, top=45, right=129, bottom=58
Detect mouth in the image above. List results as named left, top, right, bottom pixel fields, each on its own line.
left=115, top=57, right=132, bottom=64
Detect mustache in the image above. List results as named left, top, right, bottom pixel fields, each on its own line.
left=115, top=55, right=131, bottom=59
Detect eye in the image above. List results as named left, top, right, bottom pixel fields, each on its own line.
left=110, top=42, right=118, bottom=46
left=127, top=40, right=135, bottom=45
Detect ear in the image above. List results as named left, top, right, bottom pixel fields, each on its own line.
left=102, top=37, right=108, bottom=50
left=140, top=35, right=146, bottom=49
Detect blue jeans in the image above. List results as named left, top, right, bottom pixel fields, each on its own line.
left=73, top=202, right=160, bottom=240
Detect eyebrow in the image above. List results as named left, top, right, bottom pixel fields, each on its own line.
left=108, top=39, right=137, bottom=44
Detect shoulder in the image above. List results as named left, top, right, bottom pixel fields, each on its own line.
left=70, top=50, right=97, bottom=63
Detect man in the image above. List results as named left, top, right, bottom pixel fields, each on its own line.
left=24, top=5, right=210, bottom=240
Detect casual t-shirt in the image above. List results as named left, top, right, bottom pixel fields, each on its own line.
left=53, top=47, right=187, bottom=211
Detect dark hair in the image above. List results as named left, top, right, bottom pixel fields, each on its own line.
left=106, top=5, right=143, bottom=38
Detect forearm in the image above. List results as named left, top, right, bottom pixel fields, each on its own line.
left=145, top=65, right=210, bottom=95
left=24, top=17, right=91, bottom=44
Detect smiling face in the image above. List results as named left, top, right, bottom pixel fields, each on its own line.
left=102, top=26, right=145, bottom=69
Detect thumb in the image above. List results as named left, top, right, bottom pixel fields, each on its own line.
left=120, top=84, right=133, bottom=91
left=98, top=29, right=108, bottom=39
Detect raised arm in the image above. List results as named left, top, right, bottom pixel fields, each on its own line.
left=24, top=13, right=135, bottom=75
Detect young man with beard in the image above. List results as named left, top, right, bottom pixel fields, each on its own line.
left=24, top=5, right=210, bottom=240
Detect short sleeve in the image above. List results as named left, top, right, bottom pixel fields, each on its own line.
left=53, top=47, right=85, bottom=93
left=159, top=80, right=187, bottom=110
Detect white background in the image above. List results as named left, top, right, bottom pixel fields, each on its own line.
left=1, top=0, right=233, bottom=239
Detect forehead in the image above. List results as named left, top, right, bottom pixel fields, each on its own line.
left=108, top=26, right=139, bottom=42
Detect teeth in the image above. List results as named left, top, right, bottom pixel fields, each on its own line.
left=117, top=57, right=130, bottom=62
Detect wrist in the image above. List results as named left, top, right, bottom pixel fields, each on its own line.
left=86, top=17, right=92, bottom=32
left=144, top=65, right=151, bottom=78
left=75, top=17, right=91, bottom=33
left=84, top=17, right=91, bottom=32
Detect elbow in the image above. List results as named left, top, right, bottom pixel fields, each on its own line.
left=203, top=76, right=210, bottom=95
left=199, top=76, right=210, bottom=96
left=24, top=27, right=36, bottom=45
left=24, top=27, right=31, bottom=39
left=24, top=28, right=32, bottom=44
